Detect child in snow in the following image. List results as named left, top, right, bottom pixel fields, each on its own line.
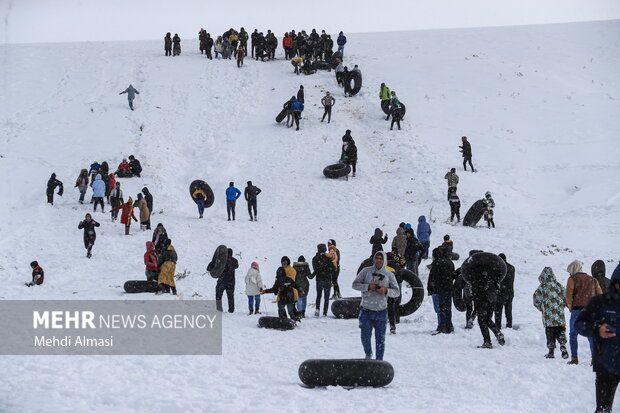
left=110, top=182, right=124, bottom=221
left=78, top=213, right=100, bottom=258
left=245, top=262, right=264, bottom=315
left=46, top=173, right=64, bottom=205
left=26, top=261, right=44, bottom=287
left=533, top=267, right=569, bottom=359
left=448, top=192, right=461, bottom=223
left=75, top=169, right=89, bottom=204
left=262, top=256, right=299, bottom=320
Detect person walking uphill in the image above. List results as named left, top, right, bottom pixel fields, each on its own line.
left=417, top=216, right=432, bottom=259
left=321, top=91, right=335, bottom=123
left=245, top=262, right=264, bottom=315
left=576, top=263, right=620, bottom=413
left=46, top=173, right=63, bottom=205
left=111, top=197, right=138, bottom=235
left=566, top=259, right=602, bottom=365
left=311, top=244, right=335, bottom=316
left=209, top=248, right=238, bottom=313
left=91, top=174, right=106, bottom=212
left=226, top=182, right=242, bottom=221
left=78, top=213, right=100, bottom=258
left=369, top=228, right=388, bottom=256
left=533, top=267, right=569, bottom=359
left=352, top=251, right=400, bottom=360
left=172, top=33, right=181, bottom=56
left=244, top=181, right=261, bottom=221
left=495, top=253, right=515, bottom=328
left=460, top=136, right=474, bottom=172
left=119, top=85, right=139, bottom=111
left=263, top=256, right=300, bottom=321
left=135, top=193, right=150, bottom=231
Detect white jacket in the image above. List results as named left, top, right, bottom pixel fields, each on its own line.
left=245, top=268, right=264, bottom=296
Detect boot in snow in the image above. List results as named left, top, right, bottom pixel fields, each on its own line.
left=125, top=226, right=130, bottom=235
left=560, top=346, right=569, bottom=359
left=496, top=332, right=505, bottom=346
left=314, top=310, right=320, bottom=317
left=365, top=353, right=373, bottom=360
left=545, top=349, right=555, bottom=359
left=567, top=358, right=579, bottom=365
left=478, top=342, right=493, bottom=349
left=248, top=309, right=253, bottom=315
left=390, top=326, right=396, bottom=334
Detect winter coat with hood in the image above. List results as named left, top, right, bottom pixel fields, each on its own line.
left=404, top=230, right=423, bottom=261
left=369, top=228, right=388, bottom=255
left=218, top=249, right=239, bottom=284
left=142, top=187, right=153, bottom=212
left=352, top=251, right=400, bottom=311
left=47, top=174, right=64, bottom=196
left=144, top=242, right=158, bottom=271
left=120, top=85, right=139, bottom=100
left=427, top=247, right=455, bottom=295
left=136, top=195, right=150, bottom=222
left=575, top=263, right=620, bottom=375
left=158, top=244, right=177, bottom=287
left=566, top=260, right=602, bottom=310
left=111, top=198, right=137, bottom=225
left=264, top=265, right=299, bottom=304
left=78, top=217, right=100, bottom=240
left=245, top=267, right=264, bottom=296
left=533, top=267, right=567, bottom=327
left=293, top=261, right=311, bottom=297
left=416, top=216, right=431, bottom=242
left=391, top=227, right=407, bottom=257
left=592, top=260, right=610, bottom=294
left=498, top=253, right=515, bottom=301
left=152, top=224, right=168, bottom=254
left=91, top=174, right=106, bottom=198
left=311, top=244, right=334, bottom=283
left=75, top=171, right=89, bottom=192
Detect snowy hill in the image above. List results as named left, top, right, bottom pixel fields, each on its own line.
left=1, top=20, right=619, bottom=412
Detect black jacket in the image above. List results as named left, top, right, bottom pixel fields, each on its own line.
left=293, top=262, right=311, bottom=296
left=369, top=228, right=388, bottom=255
left=498, top=262, right=515, bottom=301
left=341, top=140, right=357, bottom=163
left=78, top=219, right=100, bottom=239
left=244, top=185, right=262, bottom=201
left=297, top=88, right=304, bottom=104
left=404, top=235, right=424, bottom=261
left=47, top=176, right=63, bottom=196
left=311, top=251, right=334, bottom=283
left=592, top=260, right=610, bottom=294
left=130, top=159, right=142, bottom=175
left=162, top=246, right=178, bottom=263
left=460, top=140, right=472, bottom=157
left=219, top=253, right=239, bottom=284
left=427, top=250, right=455, bottom=295
left=264, top=267, right=299, bottom=304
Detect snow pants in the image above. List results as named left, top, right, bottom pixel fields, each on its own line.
left=545, top=326, right=567, bottom=349
left=474, top=298, right=501, bottom=343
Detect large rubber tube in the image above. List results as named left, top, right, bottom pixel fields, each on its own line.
left=189, top=180, right=215, bottom=208
left=463, top=199, right=487, bottom=227
left=275, top=108, right=287, bottom=123
left=123, top=280, right=158, bottom=293
left=207, top=245, right=228, bottom=279
left=461, top=252, right=507, bottom=285
left=323, top=163, right=351, bottom=179
left=347, top=71, right=362, bottom=96
left=331, top=297, right=361, bottom=319
left=398, top=269, right=425, bottom=317
left=381, top=101, right=406, bottom=119
left=299, top=359, right=394, bottom=387
left=451, top=252, right=460, bottom=261
left=452, top=275, right=467, bottom=312
left=258, top=316, right=296, bottom=330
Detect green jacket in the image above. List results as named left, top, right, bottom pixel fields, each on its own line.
left=380, top=86, right=391, bottom=101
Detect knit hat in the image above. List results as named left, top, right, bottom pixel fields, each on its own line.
left=328, top=239, right=336, bottom=246
left=567, top=260, right=584, bottom=276
left=251, top=262, right=259, bottom=269
left=297, top=256, right=305, bottom=263
left=443, top=235, right=450, bottom=241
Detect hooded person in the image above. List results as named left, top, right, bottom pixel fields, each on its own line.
left=592, top=260, right=610, bottom=294
left=352, top=251, right=400, bottom=360
left=210, top=248, right=239, bottom=313
left=46, top=173, right=64, bottom=205
left=78, top=213, right=100, bottom=258
left=244, top=181, right=262, bottom=221
left=326, top=239, right=341, bottom=299
left=135, top=193, right=150, bottom=231
left=310, top=244, right=335, bottom=316
left=26, top=261, right=44, bottom=287
left=566, top=259, right=602, bottom=364
left=262, top=256, right=299, bottom=320
left=417, top=216, right=432, bottom=259
left=369, top=228, right=388, bottom=256
left=141, top=188, right=153, bottom=228
left=91, top=174, right=106, bottom=212
left=152, top=223, right=169, bottom=261
left=119, top=84, right=140, bottom=111
left=156, top=239, right=177, bottom=295
left=293, top=256, right=311, bottom=318
left=391, top=227, right=407, bottom=258
left=495, top=253, right=516, bottom=328
left=75, top=169, right=89, bottom=204
left=533, top=267, right=569, bottom=359
left=111, top=197, right=138, bottom=235
left=245, top=262, right=264, bottom=315
left=576, top=264, right=620, bottom=412
left=144, top=241, right=159, bottom=282
left=427, top=247, right=456, bottom=334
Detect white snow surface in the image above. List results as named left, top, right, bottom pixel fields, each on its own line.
left=1, top=20, right=620, bottom=412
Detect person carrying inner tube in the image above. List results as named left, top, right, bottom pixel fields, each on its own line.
left=291, top=97, right=304, bottom=131
left=335, top=60, right=344, bottom=87
left=343, top=67, right=351, bottom=97
left=380, top=83, right=391, bottom=115
left=192, top=186, right=207, bottom=219
left=389, top=91, right=403, bottom=130
left=352, top=251, right=400, bottom=360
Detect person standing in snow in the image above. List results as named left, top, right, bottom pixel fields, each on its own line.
left=78, top=213, right=100, bottom=258
left=226, top=182, right=241, bottom=221
left=533, top=267, right=569, bottom=359
left=293, top=256, right=311, bottom=318
left=416, top=216, right=432, bottom=259
left=172, top=34, right=181, bottom=56
left=575, top=263, right=620, bottom=413
left=204, top=33, right=214, bottom=60
left=380, top=83, right=391, bottom=115
left=483, top=191, right=495, bottom=228
left=109, top=182, right=124, bottom=221
left=245, top=262, right=264, bottom=315
left=263, top=256, right=299, bottom=320
left=404, top=228, right=423, bottom=273
left=210, top=248, right=238, bottom=312
left=391, top=227, right=407, bottom=258
left=340, top=131, right=358, bottom=177
left=111, top=197, right=138, bottom=235
left=74, top=169, right=89, bottom=204
left=144, top=241, right=159, bottom=282
left=495, top=253, right=515, bottom=328
left=310, top=244, right=334, bottom=317
left=296, top=85, right=305, bottom=104
left=470, top=254, right=505, bottom=349
left=214, top=36, right=223, bottom=59
left=336, top=31, right=346, bottom=55
left=566, top=259, right=602, bottom=365
left=291, top=97, right=304, bottom=131
left=335, top=60, right=344, bottom=86
left=326, top=239, right=341, bottom=300
left=164, top=32, right=172, bottom=56
left=141, top=187, right=153, bottom=229
left=156, top=239, right=177, bottom=295
left=152, top=223, right=168, bottom=261
left=427, top=247, right=456, bottom=334
left=321, top=91, right=335, bottom=123
left=369, top=228, right=388, bottom=256
left=91, top=174, right=106, bottom=212
left=235, top=45, right=246, bottom=68
left=119, top=85, right=140, bottom=111
left=441, top=235, right=454, bottom=257
left=46, top=173, right=63, bottom=205
left=244, top=181, right=261, bottom=222
left=460, top=136, right=474, bottom=172
left=592, top=260, right=610, bottom=294
left=389, top=91, right=403, bottom=130
left=352, top=251, right=400, bottom=360
left=26, top=261, right=44, bottom=287
left=444, top=168, right=459, bottom=200
left=135, top=193, right=150, bottom=231
left=448, top=192, right=461, bottom=223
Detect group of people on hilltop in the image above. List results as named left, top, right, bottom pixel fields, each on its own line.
left=164, top=32, right=182, bottom=56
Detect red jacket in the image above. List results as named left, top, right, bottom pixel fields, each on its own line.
left=283, top=35, right=293, bottom=48
left=32, top=266, right=44, bottom=285
left=118, top=161, right=131, bottom=171
left=109, top=174, right=116, bottom=194
left=111, top=202, right=137, bottom=225
left=144, top=241, right=158, bottom=271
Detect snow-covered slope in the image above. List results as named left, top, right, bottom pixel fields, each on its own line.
left=1, top=20, right=619, bottom=412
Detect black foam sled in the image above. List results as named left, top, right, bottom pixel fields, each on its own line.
left=461, top=252, right=507, bottom=285
left=452, top=275, right=467, bottom=312
left=463, top=199, right=487, bottom=227
left=207, top=245, right=228, bottom=279
left=398, top=269, right=425, bottom=317
left=323, top=163, right=351, bottom=179
left=258, top=316, right=296, bottom=330
left=124, top=280, right=158, bottom=293
left=346, top=71, right=362, bottom=96
left=331, top=297, right=362, bottom=319
left=189, top=180, right=215, bottom=208
left=276, top=108, right=287, bottom=123
left=299, top=359, right=394, bottom=387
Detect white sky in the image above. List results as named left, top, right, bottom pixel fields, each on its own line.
left=2, top=0, right=620, bottom=44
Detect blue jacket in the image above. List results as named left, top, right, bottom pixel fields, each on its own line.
left=576, top=264, right=620, bottom=375
left=92, top=174, right=106, bottom=197
left=416, top=216, right=431, bottom=242
left=337, top=35, right=347, bottom=46
left=89, top=162, right=100, bottom=174
left=226, top=186, right=241, bottom=201
left=291, top=99, right=304, bottom=112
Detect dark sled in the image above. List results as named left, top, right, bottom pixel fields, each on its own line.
left=124, top=280, right=158, bottom=293
left=331, top=297, right=362, bottom=319
left=299, top=359, right=394, bottom=387
left=461, top=252, right=507, bottom=285
left=346, top=71, right=362, bottom=96
left=258, top=316, right=296, bottom=330
left=323, top=163, right=351, bottom=179
left=398, top=269, right=425, bottom=317
left=382, top=101, right=407, bottom=119
left=207, top=245, right=228, bottom=279
left=452, top=275, right=467, bottom=312
left=276, top=108, right=288, bottom=123
left=189, top=180, right=215, bottom=208
left=463, top=199, right=487, bottom=227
